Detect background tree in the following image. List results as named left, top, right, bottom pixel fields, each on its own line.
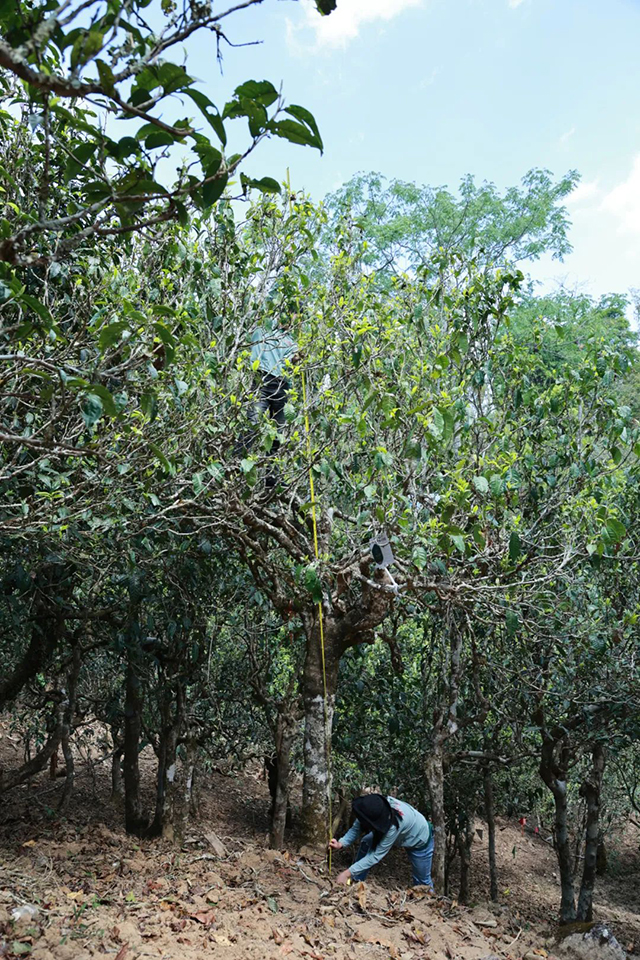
left=323, top=169, right=579, bottom=282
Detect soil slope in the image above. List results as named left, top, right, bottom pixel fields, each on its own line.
left=0, top=740, right=638, bottom=960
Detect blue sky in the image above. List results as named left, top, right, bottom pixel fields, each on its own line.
left=184, top=0, right=640, bottom=311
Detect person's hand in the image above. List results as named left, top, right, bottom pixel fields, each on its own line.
left=329, top=839, right=343, bottom=850
left=336, top=869, right=352, bottom=886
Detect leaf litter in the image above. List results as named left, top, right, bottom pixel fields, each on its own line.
left=1, top=767, right=639, bottom=960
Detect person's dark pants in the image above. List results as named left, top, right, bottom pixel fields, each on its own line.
left=236, top=375, right=289, bottom=488
left=249, top=374, right=289, bottom=452
left=351, top=831, right=435, bottom=889
left=236, top=374, right=289, bottom=460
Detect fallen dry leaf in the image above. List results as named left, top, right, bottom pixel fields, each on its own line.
left=62, top=888, right=85, bottom=902
left=356, top=881, right=367, bottom=912
left=191, top=909, right=216, bottom=926
left=366, top=936, right=395, bottom=951
left=22, top=840, right=37, bottom=848
left=404, top=927, right=430, bottom=945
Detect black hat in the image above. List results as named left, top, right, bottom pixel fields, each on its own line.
left=352, top=794, right=397, bottom=836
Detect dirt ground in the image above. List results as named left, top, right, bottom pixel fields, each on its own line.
left=0, top=733, right=638, bottom=960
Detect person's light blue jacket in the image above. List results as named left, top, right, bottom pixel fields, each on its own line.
left=338, top=797, right=432, bottom=877
left=251, top=325, right=297, bottom=377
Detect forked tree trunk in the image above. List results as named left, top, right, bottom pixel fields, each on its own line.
left=150, top=681, right=189, bottom=844
left=540, top=738, right=576, bottom=923
left=155, top=682, right=185, bottom=842
left=483, top=765, right=499, bottom=901
left=270, top=711, right=295, bottom=849
left=301, top=622, right=337, bottom=846
left=577, top=744, right=606, bottom=921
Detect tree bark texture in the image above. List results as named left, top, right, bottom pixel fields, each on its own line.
left=111, top=746, right=124, bottom=802
left=159, top=725, right=180, bottom=842
left=301, top=621, right=338, bottom=845
left=58, top=644, right=81, bottom=812
left=483, top=765, right=499, bottom=901
left=540, top=737, right=576, bottom=923
left=577, top=743, right=606, bottom=922
left=424, top=615, right=463, bottom=894
left=150, top=679, right=190, bottom=845
left=155, top=681, right=184, bottom=842
left=270, top=711, right=295, bottom=849
left=183, top=732, right=198, bottom=826
left=123, top=646, right=146, bottom=835
left=457, top=812, right=474, bottom=905
left=425, top=747, right=446, bottom=894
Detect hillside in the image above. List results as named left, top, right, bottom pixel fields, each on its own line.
left=0, top=743, right=638, bottom=960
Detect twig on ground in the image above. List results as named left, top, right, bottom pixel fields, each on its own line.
left=506, top=928, right=523, bottom=948
left=295, top=864, right=324, bottom=888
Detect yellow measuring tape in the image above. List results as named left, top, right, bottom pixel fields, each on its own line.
left=286, top=170, right=333, bottom=869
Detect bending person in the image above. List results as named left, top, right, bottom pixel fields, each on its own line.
left=330, top=793, right=434, bottom=890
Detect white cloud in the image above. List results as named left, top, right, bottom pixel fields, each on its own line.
left=559, top=126, right=576, bottom=145
left=601, top=154, right=640, bottom=235
left=508, top=0, right=525, bottom=7
left=287, top=0, right=423, bottom=51
left=566, top=179, right=600, bottom=206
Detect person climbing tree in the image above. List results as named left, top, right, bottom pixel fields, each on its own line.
left=329, top=794, right=435, bottom=889
left=249, top=312, right=299, bottom=452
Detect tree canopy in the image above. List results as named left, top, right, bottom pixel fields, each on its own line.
left=1, top=2, right=639, bottom=925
